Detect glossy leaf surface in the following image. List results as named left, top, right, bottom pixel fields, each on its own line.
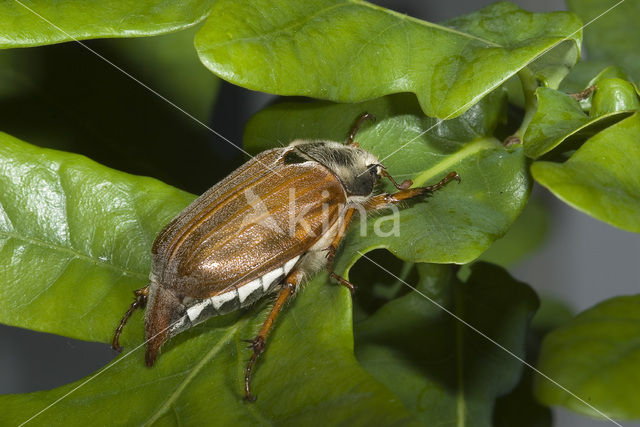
left=535, top=294, right=640, bottom=420
left=523, top=83, right=638, bottom=159
left=196, top=1, right=580, bottom=118
left=0, top=132, right=194, bottom=341
left=354, top=262, right=539, bottom=425
left=0, top=0, right=214, bottom=48
left=0, top=134, right=412, bottom=425
left=531, top=113, right=640, bottom=233
left=591, top=78, right=640, bottom=115
left=244, top=92, right=531, bottom=270
left=0, top=276, right=412, bottom=426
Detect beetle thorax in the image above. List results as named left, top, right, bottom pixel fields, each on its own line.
left=288, top=140, right=380, bottom=197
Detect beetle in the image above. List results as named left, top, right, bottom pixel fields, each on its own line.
left=111, top=113, right=460, bottom=401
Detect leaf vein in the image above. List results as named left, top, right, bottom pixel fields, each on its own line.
left=0, top=230, right=147, bottom=280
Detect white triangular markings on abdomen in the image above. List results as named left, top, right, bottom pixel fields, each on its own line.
left=261, top=268, right=284, bottom=292
left=238, top=278, right=262, bottom=303
left=283, top=256, right=299, bottom=275
left=186, top=299, right=211, bottom=322
left=211, top=289, right=236, bottom=310
left=185, top=255, right=301, bottom=327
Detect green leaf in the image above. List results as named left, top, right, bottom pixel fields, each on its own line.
left=495, top=296, right=573, bottom=427
left=477, top=194, right=550, bottom=268
left=0, top=276, right=413, bottom=426
left=531, top=112, right=640, bottom=233
left=558, top=61, right=619, bottom=94
left=354, top=262, right=539, bottom=425
left=531, top=296, right=574, bottom=336
left=528, top=39, right=580, bottom=90
left=494, top=369, right=552, bottom=427
left=0, top=131, right=194, bottom=341
left=196, top=1, right=581, bottom=118
left=523, top=86, right=637, bottom=159
left=568, top=0, right=640, bottom=80
left=0, top=0, right=215, bottom=48
left=559, top=64, right=640, bottom=115
left=591, top=78, right=640, bottom=116
left=535, top=294, right=640, bottom=420
left=503, top=39, right=579, bottom=110
left=347, top=250, right=417, bottom=319
left=0, top=134, right=413, bottom=425
left=243, top=92, right=531, bottom=271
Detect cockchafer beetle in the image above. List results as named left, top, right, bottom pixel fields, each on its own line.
left=111, top=113, right=460, bottom=401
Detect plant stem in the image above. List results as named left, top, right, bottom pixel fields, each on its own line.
left=509, top=67, right=539, bottom=144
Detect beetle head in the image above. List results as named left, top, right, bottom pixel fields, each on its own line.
left=288, top=140, right=382, bottom=197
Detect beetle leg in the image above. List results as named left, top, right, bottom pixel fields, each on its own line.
left=364, top=171, right=460, bottom=211
left=324, top=207, right=357, bottom=295
left=244, top=269, right=304, bottom=402
left=112, top=285, right=149, bottom=352
left=346, top=112, right=376, bottom=145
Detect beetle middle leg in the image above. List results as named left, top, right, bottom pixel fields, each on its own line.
left=324, top=207, right=357, bottom=295
left=244, top=269, right=304, bottom=401
left=112, top=285, right=149, bottom=352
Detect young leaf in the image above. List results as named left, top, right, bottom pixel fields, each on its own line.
left=0, top=0, right=215, bottom=48
left=535, top=294, right=640, bottom=420
left=243, top=92, right=531, bottom=270
left=559, top=62, right=626, bottom=94
left=527, top=41, right=580, bottom=90
left=531, top=113, right=640, bottom=233
left=196, top=1, right=580, bottom=118
left=0, top=134, right=413, bottom=425
left=523, top=85, right=638, bottom=159
left=591, top=78, right=640, bottom=116
left=354, top=262, right=539, bottom=425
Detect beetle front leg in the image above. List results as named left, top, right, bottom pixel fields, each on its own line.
left=365, top=171, right=460, bottom=211
left=325, top=207, right=356, bottom=295
left=112, top=285, right=149, bottom=352
left=244, top=269, right=304, bottom=401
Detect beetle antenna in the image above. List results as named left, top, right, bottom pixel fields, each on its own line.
left=380, top=168, right=412, bottom=190
left=346, top=112, right=376, bottom=145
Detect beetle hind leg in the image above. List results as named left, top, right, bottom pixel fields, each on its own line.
left=244, top=269, right=304, bottom=401
left=328, top=271, right=356, bottom=295
left=112, top=285, right=149, bottom=352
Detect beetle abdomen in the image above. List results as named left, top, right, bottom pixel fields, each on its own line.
left=169, top=255, right=301, bottom=336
